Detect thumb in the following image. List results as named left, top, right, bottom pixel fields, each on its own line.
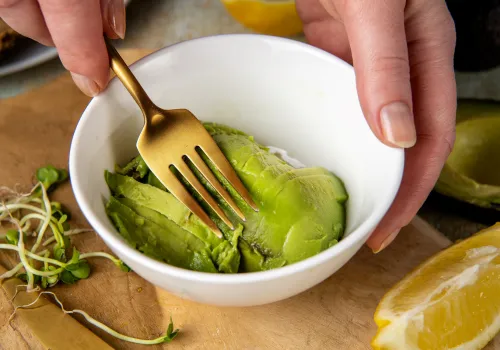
left=342, top=0, right=416, bottom=148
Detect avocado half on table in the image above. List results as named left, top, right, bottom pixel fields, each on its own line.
left=435, top=100, right=500, bottom=210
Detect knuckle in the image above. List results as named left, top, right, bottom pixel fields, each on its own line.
left=420, top=5, right=457, bottom=52
left=343, top=0, right=404, bottom=20
left=39, top=0, right=85, bottom=12
left=443, top=15, right=457, bottom=49
left=443, top=128, right=456, bottom=156
left=427, top=10, right=456, bottom=52
left=370, top=54, right=410, bottom=79
left=342, top=0, right=362, bottom=16
left=417, top=128, right=455, bottom=160
left=58, top=48, right=106, bottom=76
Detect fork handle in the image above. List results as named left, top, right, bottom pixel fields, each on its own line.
left=104, top=37, right=158, bottom=119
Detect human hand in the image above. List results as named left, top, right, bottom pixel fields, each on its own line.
left=296, top=0, right=457, bottom=252
left=0, top=0, right=126, bottom=96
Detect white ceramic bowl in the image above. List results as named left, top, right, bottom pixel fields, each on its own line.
left=70, top=34, right=404, bottom=307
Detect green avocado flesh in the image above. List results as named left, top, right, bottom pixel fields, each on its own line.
left=435, top=100, right=500, bottom=209
left=105, top=123, right=348, bottom=273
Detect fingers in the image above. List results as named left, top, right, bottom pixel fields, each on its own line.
left=0, top=0, right=126, bottom=96
left=297, top=0, right=352, bottom=63
left=368, top=136, right=454, bottom=252
left=38, top=0, right=111, bottom=96
left=303, top=18, right=352, bottom=64
left=0, top=0, right=53, bottom=46
left=367, top=2, right=457, bottom=252
left=342, top=0, right=416, bottom=148
left=101, top=0, right=126, bottom=40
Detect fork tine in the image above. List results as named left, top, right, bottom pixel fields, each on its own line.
left=161, top=169, right=223, bottom=238
left=187, top=151, right=246, bottom=221
left=200, top=143, right=259, bottom=211
left=174, top=161, right=235, bottom=230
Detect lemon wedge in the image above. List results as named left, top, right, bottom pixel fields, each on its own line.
left=221, top=0, right=303, bottom=37
left=372, top=223, right=500, bottom=350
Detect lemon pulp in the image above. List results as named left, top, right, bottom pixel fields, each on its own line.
left=372, top=224, right=500, bottom=350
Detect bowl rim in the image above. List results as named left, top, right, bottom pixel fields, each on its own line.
left=70, top=33, right=404, bottom=284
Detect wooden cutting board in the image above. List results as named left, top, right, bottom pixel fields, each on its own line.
left=0, top=50, right=498, bottom=350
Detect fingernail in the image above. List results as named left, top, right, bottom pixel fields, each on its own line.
left=107, top=0, right=126, bottom=39
left=380, top=102, right=417, bottom=148
left=71, top=73, right=100, bottom=97
left=373, top=229, right=400, bottom=254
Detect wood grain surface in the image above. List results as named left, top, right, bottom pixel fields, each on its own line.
left=0, top=50, right=498, bottom=350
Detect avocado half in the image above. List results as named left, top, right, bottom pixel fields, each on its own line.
left=435, top=100, right=500, bottom=209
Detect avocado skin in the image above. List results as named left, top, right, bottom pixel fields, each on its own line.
left=446, top=0, right=500, bottom=72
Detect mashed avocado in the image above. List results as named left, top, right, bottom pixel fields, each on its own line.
left=105, top=123, right=348, bottom=273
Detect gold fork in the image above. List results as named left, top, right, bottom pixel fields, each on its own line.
left=105, top=39, right=258, bottom=237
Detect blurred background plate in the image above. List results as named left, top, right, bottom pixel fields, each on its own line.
left=0, top=43, right=58, bottom=77
left=0, top=0, right=132, bottom=78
